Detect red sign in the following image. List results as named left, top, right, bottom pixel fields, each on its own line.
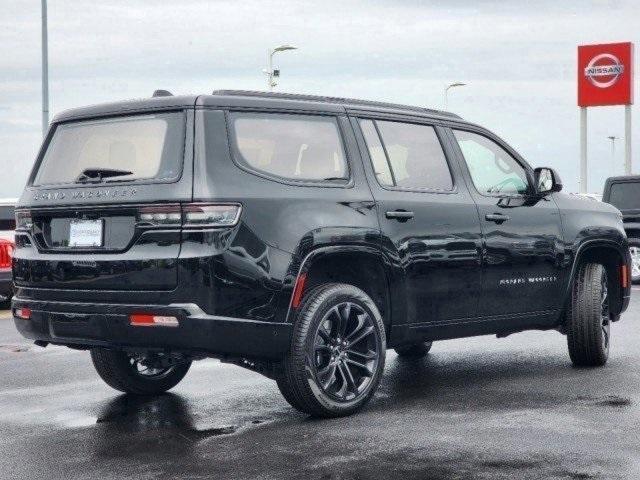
left=578, top=42, right=634, bottom=107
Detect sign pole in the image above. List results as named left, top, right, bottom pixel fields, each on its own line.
left=625, top=105, right=632, bottom=174
left=580, top=107, right=588, bottom=193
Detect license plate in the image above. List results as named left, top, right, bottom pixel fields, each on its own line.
left=69, top=219, right=103, bottom=247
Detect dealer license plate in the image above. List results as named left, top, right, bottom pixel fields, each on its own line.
left=69, top=219, right=103, bottom=247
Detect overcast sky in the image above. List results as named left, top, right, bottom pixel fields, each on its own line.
left=0, top=0, right=638, bottom=197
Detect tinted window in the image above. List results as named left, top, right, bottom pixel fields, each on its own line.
left=229, top=112, right=348, bottom=182
left=453, top=130, right=529, bottom=195
left=361, top=119, right=453, bottom=191
left=359, top=120, right=393, bottom=186
left=34, top=112, right=185, bottom=185
left=608, top=182, right=640, bottom=210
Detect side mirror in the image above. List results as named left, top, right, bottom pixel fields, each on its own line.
left=534, top=167, right=562, bottom=194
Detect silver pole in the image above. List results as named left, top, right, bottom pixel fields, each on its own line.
left=580, top=107, right=588, bottom=193
left=625, top=105, right=632, bottom=175
left=41, top=0, right=49, bottom=137
left=267, top=49, right=273, bottom=91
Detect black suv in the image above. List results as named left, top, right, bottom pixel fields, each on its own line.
left=603, top=175, right=640, bottom=284
left=13, top=91, right=631, bottom=417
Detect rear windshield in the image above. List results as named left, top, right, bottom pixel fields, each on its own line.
left=608, top=182, right=640, bottom=211
left=33, top=112, right=185, bottom=186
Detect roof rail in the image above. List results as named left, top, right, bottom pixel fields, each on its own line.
left=211, top=90, right=461, bottom=119
left=152, top=89, right=173, bottom=97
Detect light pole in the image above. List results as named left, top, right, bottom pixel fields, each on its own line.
left=607, top=135, right=617, bottom=167
left=444, top=82, right=466, bottom=110
left=264, top=45, right=297, bottom=91
left=41, top=0, right=49, bottom=137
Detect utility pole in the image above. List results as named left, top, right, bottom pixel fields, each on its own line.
left=41, top=0, right=49, bottom=137
left=444, top=82, right=466, bottom=110
left=263, top=45, right=297, bottom=91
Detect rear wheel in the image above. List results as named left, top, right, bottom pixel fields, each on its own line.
left=277, top=283, right=386, bottom=418
left=394, top=341, right=433, bottom=358
left=566, top=263, right=611, bottom=367
left=90, top=349, right=191, bottom=395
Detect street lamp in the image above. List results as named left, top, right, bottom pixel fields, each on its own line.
left=41, top=0, right=49, bottom=137
left=607, top=135, right=617, bottom=166
left=263, top=44, right=297, bottom=91
left=444, top=82, right=466, bottom=110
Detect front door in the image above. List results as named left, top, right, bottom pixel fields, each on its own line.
left=353, top=117, right=483, bottom=325
left=448, top=128, right=565, bottom=318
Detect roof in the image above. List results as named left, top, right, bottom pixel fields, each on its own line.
left=209, top=90, right=462, bottom=119
left=52, top=90, right=463, bottom=123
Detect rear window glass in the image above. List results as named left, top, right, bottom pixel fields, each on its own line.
left=33, top=112, right=185, bottom=185
left=228, top=112, right=348, bottom=183
left=608, top=182, right=640, bottom=210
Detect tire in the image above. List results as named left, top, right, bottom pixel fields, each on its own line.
left=566, top=263, right=611, bottom=367
left=90, top=348, right=191, bottom=395
left=394, top=341, right=433, bottom=358
left=276, top=283, right=386, bottom=418
left=629, top=240, right=640, bottom=284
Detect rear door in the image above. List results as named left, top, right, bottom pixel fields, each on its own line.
left=14, top=109, right=193, bottom=291
left=352, top=115, right=483, bottom=325
left=447, top=127, right=565, bottom=317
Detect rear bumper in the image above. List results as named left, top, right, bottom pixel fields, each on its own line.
left=11, top=297, right=292, bottom=360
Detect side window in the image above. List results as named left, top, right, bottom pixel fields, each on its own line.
left=360, top=119, right=453, bottom=191
left=359, top=120, right=393, bottom=186
left=453, top=130, right=529, bottom=195
left=228, top=112, right=348, bottom=183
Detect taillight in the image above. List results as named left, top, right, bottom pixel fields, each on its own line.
left=182, top=204, right=241, bottom=228
left=137, top=204, right=182, bottom=227
left=14, top=307, right=31, bottom=320
left=0, top=240, right=13, bottom=270
left=136, top=204, right=241, bottom=229
left=15, top=210, right=32, bottom=231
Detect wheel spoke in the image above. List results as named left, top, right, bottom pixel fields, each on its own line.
left=338, top=303, right=352, bottom=338
left=317, top=327, right=331, bottom=343
left=318, top=363, right=338, bottom=390
left=346, top=348, right=377, bottom=360
left=345, top=358, right=373, bottom=377
left=338, top=361, right=358, bottom=394
left=348, top=325, right=374, bottom=347
left=346, top=313, right=367, bottom=341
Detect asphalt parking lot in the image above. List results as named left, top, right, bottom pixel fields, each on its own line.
left=1, top=293, right=639, bottom=480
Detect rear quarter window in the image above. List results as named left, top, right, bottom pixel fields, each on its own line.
left=228, top=112, right=348, bottom=183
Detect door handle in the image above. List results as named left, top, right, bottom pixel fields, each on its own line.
left=485, top=213, right=510, bottom=223
left=385, top=210, right=414, bottom=220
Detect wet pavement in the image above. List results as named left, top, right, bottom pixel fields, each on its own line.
left=1, top=293, right=639, bottom=480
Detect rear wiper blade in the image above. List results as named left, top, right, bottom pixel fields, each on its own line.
left=76, top=168, right=133, bottom=183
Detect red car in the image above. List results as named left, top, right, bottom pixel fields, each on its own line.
left=0, top=200, right=16, bottom=305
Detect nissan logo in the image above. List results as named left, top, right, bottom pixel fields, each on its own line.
left=584, top=53, right=625, bottom=89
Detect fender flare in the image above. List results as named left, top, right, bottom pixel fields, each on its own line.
left=283, top=244, right=402, bottom=327
left=563, top=238, right=629, bottom=315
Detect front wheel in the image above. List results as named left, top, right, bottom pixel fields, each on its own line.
left=566, top=263, right=611, bottom=367
left=277, top=283, right=386, bottom=418
left=90, top=349, right=191, bottom=395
